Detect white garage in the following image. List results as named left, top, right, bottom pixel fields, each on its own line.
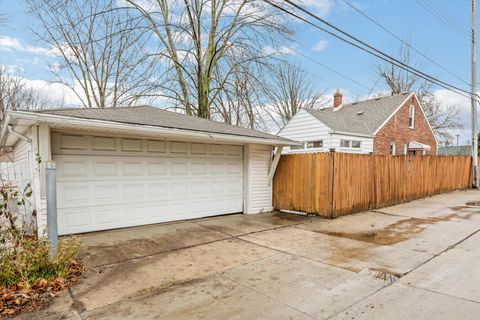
left=1, top=106, right=297, bottom=235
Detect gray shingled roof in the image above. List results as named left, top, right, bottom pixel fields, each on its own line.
left=32, top=106, right=291, bottom=142
left=305, top=92, right=412, bottom=135
left=437, top=145, right=471, bottom=156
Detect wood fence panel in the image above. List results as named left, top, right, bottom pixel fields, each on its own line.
left=272, top=154, right=472, bottom=218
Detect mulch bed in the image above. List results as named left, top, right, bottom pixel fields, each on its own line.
left=0, top=259, right=83, bottom=317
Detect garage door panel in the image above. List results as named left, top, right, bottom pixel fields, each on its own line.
left=59, top=207, right=93, bottom=232
left=170, top=181, right=189, bottom=198
left=122, top=183, right=145, bottom=201
left=147, top=162, right=167, bottom=175
left=148, top=182, right=168, bottom=198
left=54, top=136, right=243, bottom=235
left=93, top=184, right=120, bottom=204
left=95, top=207, right=119, bottom=224
left=59, top=161, right=88, bottom=177
left=93, top=161, right=117, bottom=176
left=57, top=183, right=90, bottom=207
left=171, top=162, right=188, bottom=175
left=122, top=162, right=144, bottom=176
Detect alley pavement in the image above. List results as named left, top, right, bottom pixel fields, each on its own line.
left=17, top=190, right=480, bottom=320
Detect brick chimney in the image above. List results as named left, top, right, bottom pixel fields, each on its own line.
left=333, top=89, right=343, bottom=109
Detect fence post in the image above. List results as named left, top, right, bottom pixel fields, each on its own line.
left=327, top=152, right=335, bottom=218
left=46, top=161, right=58, bottom=256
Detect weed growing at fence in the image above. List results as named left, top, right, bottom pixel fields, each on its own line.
left=0, top=180, right=83, bottom=317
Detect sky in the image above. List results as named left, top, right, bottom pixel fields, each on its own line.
left=0, top=0, right=476, bottom=144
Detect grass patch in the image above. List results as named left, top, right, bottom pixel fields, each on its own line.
left=0, top=234, right=83, bottom=317
left=0, top=181, right=83, bottom=317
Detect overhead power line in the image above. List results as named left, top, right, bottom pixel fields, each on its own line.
left=262, top=0, right=475, bottom=99
left=288, top=47, right=372, bottom=91
left=415, top=0, right=471, bottom=38
left=341, top=0, right=470, bottom=86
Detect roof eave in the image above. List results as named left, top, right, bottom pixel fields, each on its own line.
left=332, top=130, right=374, bottom=138
left=6, top=110, right=300, bottom=146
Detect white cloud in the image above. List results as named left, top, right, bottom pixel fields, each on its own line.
left=433, top=89, right=472, bottom=144
left=312, top=39, right=328, bottom=51
left=3, top=64, right=25, bottom=74
left=303, top=0, right=333, bottom=16
left=22, top=78, right=80, bottom=107
left=0, top=35, right=55, bottom=56
left=262, top=45, right=297, bottom=56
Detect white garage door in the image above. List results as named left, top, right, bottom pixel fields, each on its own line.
left=52, top=133, right=244, bottom=235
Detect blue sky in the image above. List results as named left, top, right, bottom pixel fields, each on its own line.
left=0, top=0, right=476, bottom=143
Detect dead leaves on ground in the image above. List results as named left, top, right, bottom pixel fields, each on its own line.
left=0, top=259, right=83, bottom=317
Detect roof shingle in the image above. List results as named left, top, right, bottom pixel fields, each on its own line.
left=33, top=105, right=291, bottom=142
left=305, top=92, right=411, bottom=135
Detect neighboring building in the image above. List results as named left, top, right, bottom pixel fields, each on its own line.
left=278, top=90, right=438, bottom=155
left=0, top=106, right=297, bottom=235
left=437, top=145, right=471, bottom=156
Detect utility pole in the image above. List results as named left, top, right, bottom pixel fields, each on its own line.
left=472, top=0, right=478, bottom=187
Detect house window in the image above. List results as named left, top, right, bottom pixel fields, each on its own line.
left=290, top=143, right=304, bottom=150
left=409, top=105, right=415, bottom=129
left=404, top=143, right=408, bottom=155
left=307, top=140, right=323, bottom=148
left=340, top=139, right=361, bottom=148
left=340, top=139, right=351, bottom=148
left=390, top=142, right=396, bottom=155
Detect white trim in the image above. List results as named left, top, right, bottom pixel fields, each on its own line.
left=411, top=92, right=439, bottom=145
left=373, top=92, right=414, bottom=135
left=390, top=142, right=396, bottom=155
left=268, top=145, right=283, bottom=183
left=372, top=92, right=438, bottom=145
left=5, top=110, right=299, bottom=147
left=333, top=130, right=373, bottom=138
left=408, top=105, right=415, bottom=129
left=277, top=109, right=334, bottom=136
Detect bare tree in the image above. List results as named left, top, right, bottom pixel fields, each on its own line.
left=0, top=65, right=60, bottom=121
left=376, top=42, right=461, bottom=140
left=125, top=0, right=292, bottom=118
left=27, top=0, right=162, bottom=108
left=262, top=63, right=326, bottom=129
left=211, top=66, right=266, bottom=130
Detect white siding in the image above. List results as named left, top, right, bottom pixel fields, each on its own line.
left=330, top=133, right=373, bottom=154
left=278, top=109, right=332, bottom=153
left=3, top=130, right=37, bottom=233
left=244, top=144, right=273, bottom=214
left=13, top=137, right=30, bottom=163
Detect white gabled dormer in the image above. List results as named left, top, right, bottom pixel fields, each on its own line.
left=277, top=108, right=333, bottom=153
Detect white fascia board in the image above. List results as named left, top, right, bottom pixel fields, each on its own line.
left=371, top=92, right=438, bottom=145
left=332, top=130, right=374, bottom=138
left=7, top=110, right=300, bottom=146
left=276, top=108, right=334, bottom=136
left=373, top=92, right=414, bottom=135
left=412, top=92, right=439, bottom=145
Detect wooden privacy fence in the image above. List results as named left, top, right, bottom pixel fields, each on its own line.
left=273, top=153, right=472, bottom=218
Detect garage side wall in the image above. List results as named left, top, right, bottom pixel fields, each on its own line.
left=244, top=144, right=273, bottom=214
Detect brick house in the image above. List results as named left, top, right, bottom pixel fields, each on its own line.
left=278, top=91, right=437, bottom=155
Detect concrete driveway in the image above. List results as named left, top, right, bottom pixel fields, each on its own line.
left=19, top=190, right=480, bottom=320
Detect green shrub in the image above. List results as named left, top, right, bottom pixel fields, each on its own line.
left=0, top=233, right=81, bottom=287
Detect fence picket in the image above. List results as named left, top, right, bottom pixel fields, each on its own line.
left=273, top=154, right=472, bottom=217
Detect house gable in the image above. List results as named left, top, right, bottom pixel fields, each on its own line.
left=277, top=109, right=333, bottom=141
left=373, top=92, right=437, bottom=155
